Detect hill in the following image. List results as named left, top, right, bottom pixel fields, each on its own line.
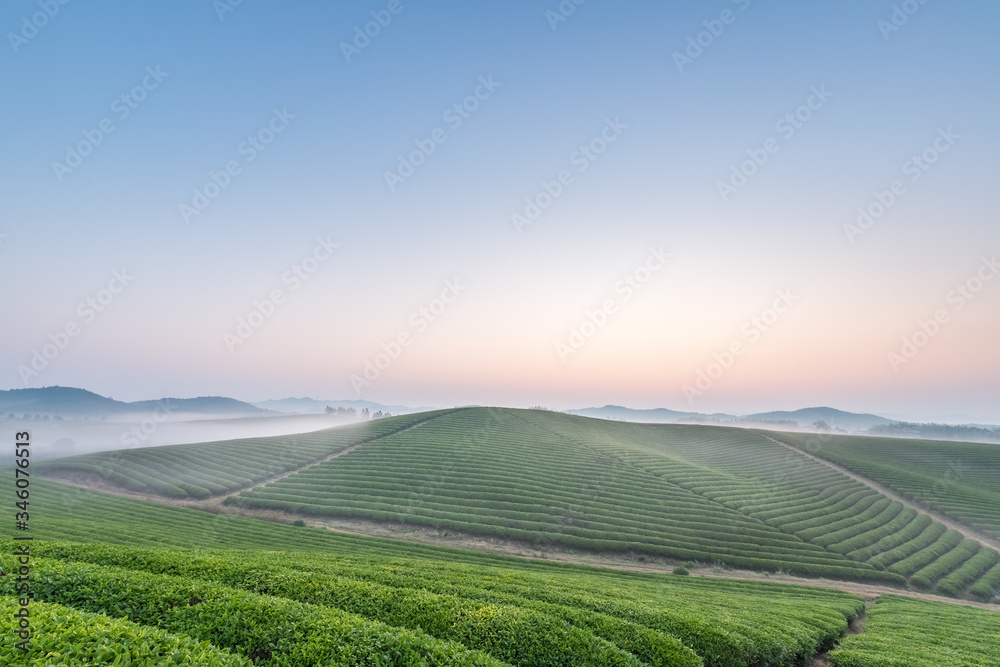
left=37, top=410, right=447, bottom=497
left=868, top=421, right=1000, bottom=443
left=0, top=386, right=269, bottom=420
left=37, top=407, right=1000, bottom=601
left=3, top=471, right=999, bottom=666
left=774, top=431, right=1000, bottom=542
left=566, top=404, right=895, bottom=431
left=744, top=407, right=894, bottom=431
left=0, top=470, right=872, bottom=667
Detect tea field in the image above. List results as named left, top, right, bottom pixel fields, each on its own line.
left=2, top=470, right=999, bottom=665
left=771, top=431, right=1000, bottom=542
left=36, top=408, right=1000, bottom=601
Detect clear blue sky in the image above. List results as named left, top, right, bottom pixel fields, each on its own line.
left=2, top=1, right=998, bottom=421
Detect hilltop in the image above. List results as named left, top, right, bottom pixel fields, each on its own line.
left=37, top=407, right=1000, bottom=602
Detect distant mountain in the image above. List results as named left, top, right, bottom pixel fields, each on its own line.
left=0, top=387, right=269, bottom=420
left=565, top=404, right=896, bottom=432
left=130, top=396, right=266, bottom=415
left=1, top=386, right=115, bottom=417
left=869, top=421, right=1000, bottom=444
left=252, top=397, right=430, bottom=416
left=743, top=407, right=893, bottom=431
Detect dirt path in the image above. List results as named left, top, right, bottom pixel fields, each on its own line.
left=43, top=470, right=1000, bottom=611
left=289, top=515, right=997, bottom=610
left=40, top=418, right=1000, bottom=613
left=45, top=417, right=437, bottom=513
left=46, top=441, right=367, bottom=513
left=809, top=602, right=869, bottom=667
left=760, top=434, right=1000, bottom=552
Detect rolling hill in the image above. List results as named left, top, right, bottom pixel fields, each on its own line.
left=774, top=431, right=1000, bottom=542
left=0, top=386, right=269, bottom=419
left=37, top=407, right=1000, bottom=602
left=37, top=410, right=448, bottom=498
left=744, top=407, right=894, bottom=431
left=566, top=405, right=895, bottom=431
left=3, top=470, right=999, bottom=666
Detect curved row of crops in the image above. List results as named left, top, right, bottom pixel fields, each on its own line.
left=0, top=597, right=252, bottom=666
left=0, top=473, right=997, bottom=666
left=221, top=408, right=999, bottom=599
left=0, top=558, right=508, bottom=667
left=27, top=407, right=1000, bottom=600
left=771, top=431, right=1000, bottom=541
left=226, top=408, right=897, bottom=583
left=36, top=409, right=453, bottom=499
left=510, top=411, right=1000, bottom=600
left=3, top=541, right=876, bottom=667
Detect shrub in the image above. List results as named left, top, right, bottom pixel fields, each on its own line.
left=0, top=558, right=507, bottom=667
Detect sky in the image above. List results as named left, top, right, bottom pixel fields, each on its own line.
left=1, top=0, right=998, bottom=422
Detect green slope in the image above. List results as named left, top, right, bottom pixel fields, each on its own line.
left=34, top=407, right=1000, bottom=600
left=35, top=409, right=452, bottom=498
left=1, top=471, right=997, bottom=666
left=771, top=431, right=1000, bottom=541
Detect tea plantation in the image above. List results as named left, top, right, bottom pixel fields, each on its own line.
left=37, top=408, right=1000, bottom=602
left=2, top=472, right=999, bottom=665
left=36, top=409, right=452, bottom=499
left=771, top=431, right=1000, bottom=542
left=829, top=595, right=1000, bottom=667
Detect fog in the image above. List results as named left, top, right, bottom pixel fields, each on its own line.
left=0, top=412, right=368, bottom=462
